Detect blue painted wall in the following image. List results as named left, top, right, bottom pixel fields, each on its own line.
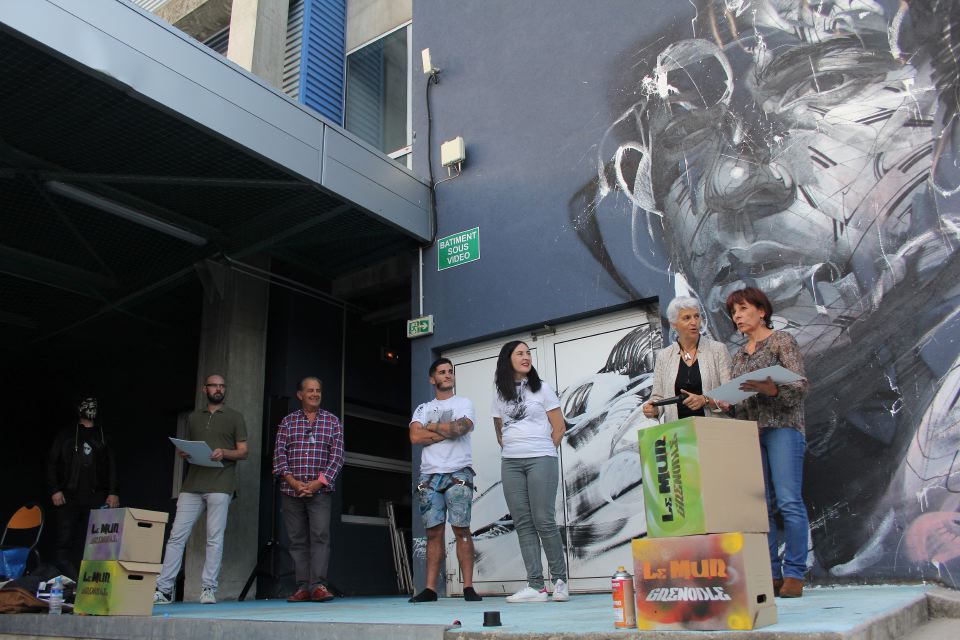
left=410, top=0, right=960, bottom=590
left=299, top=0, right=346, bottom=124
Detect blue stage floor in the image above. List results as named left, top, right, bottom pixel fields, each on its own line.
left=153, top=584, right=930, bottom=635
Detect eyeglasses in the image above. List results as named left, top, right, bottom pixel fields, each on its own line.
left=205, top=383, right=226, bottom=388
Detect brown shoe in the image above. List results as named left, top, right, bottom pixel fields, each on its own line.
left=311, top=585, right=335, bottom=602
left=287, top=588, right=311, bottom=602
left=773, top=578, right=783, bottom=597
left=779, top=577, right=804, bottom=598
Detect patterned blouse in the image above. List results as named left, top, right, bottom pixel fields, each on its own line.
left=731, top=330, right=809, bottom=433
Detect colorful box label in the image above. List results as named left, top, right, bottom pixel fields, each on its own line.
left=638, top=418, right=706, bottom=537
left=74, top=560, right=159, bottom=616
left=83, top=508, right=166, bottom=562
left=84, top=510, right=125, bottom=560
left=632, top=533, right=774, bottom=631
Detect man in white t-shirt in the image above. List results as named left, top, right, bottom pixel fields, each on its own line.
left=408, top=358, right=481, bottom=603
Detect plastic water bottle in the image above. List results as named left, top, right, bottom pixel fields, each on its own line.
left=48, top=576, right=63, bottom=615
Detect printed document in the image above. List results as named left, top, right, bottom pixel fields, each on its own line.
left=706, top=365, right=805, bottom=405
left=169, top=437, right=224, bottom=467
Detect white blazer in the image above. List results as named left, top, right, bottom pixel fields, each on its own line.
left=649, top=337, right=732, bottom=423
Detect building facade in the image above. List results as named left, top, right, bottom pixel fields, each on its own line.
left=408, top=0, right=960, bottom=593
left=128, top=0, right=960, bottom=594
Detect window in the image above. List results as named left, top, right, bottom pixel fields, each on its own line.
left=344, top=24, right=411, bottom=164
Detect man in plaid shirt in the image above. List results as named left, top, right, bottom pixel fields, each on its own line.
left=272, top=376, right=344, bottom=602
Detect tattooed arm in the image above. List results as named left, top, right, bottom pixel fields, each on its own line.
left=426, top=416, right=474, bottom=438
left=410, top=422, right=446, bottom=445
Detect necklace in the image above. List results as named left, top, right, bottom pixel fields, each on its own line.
left=678, top=336, right=700, bottom=362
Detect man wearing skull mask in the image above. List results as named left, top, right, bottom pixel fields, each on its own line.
left=46, top=397, right=119, bottom=578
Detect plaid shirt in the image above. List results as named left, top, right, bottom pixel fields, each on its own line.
left=273, top=408, right=344, bottom=496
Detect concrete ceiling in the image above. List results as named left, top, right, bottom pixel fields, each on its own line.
left=0, top=0, right=429, bottom=349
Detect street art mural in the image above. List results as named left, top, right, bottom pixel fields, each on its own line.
left=557, top=325, right=661, bottom=564
left=568, top=0, right=960, bottom=587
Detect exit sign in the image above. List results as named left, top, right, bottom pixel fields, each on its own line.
left=406, top=315, right=434, bottom=339
left=438, top=227, right=480, bottom=271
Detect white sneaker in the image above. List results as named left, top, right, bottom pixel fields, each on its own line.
left=153, top=590, right=173, bottom=605
left=199, top=588, right=216, bottom=604
left=552, top=579, right=570, bottom=602
left=506, top=585, right=549, bottom=602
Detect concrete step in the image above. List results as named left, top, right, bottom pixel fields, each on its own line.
left=927, top=586, right=960, bottom=619
left=900, top=618, right=959, bottom=640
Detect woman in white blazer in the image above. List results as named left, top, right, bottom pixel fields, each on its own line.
left=642, top=296, right=731, bottom=422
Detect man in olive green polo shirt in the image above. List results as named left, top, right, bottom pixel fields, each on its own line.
left=154, top=374, right=248, bottom=605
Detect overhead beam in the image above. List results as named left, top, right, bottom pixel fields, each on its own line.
left=0, top=310, right=38, bottom=330
left=331, top=253, right=411, bottom=298
left=236, top=203, right=353, bottom=257
left=47, top=181, right=209, bottom=247
left=0, top=243, right=117, bottom=298
left=0, top=139, right=221, bottom=243
left=36, top=171, right=309, bottom=190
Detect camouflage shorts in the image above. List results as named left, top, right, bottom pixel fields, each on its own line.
left=416, top=467, right=474, bottom=529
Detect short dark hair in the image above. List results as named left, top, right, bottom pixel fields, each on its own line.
left=725, top=287, right=774, bottom=330
left=428, top=357, right=453, bottom=376
left=494, top=340, right=542, bottom=402
left=298, top=376, right=322, bottom=391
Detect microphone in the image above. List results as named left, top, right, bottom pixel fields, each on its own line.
left=651, top=395, right=682, bottom=407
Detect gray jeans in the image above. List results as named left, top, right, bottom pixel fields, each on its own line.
left=501, top=456, right=567, bottom=589
left=280, top=492, right=333, bottom=589
left=156, top=492, right=231, bottom=594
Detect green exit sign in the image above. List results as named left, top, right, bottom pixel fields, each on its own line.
left=406, top=315, right=434, bottom=339
left=438, top=227, right=480, bottom=271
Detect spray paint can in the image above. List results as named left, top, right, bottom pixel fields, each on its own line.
left=611, top=566, right=636, bottom=628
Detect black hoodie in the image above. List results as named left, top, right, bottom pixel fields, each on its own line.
left=46, top=424, right=118, bottom=501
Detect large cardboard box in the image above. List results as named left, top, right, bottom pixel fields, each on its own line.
left=74, top=560, right=160, bottom=616
left=632, top=533, right=776, bottom=630
left=638, top=416, right=767, bottom=538
left=84, top=508, right=168, bottom=563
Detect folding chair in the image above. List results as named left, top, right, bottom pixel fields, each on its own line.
left=0, top=504, right=44, bottom=577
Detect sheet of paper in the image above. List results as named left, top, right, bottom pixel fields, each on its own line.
left=169, top=437, right=224, bottom=468
left=705, top=365, right=805, bottom=404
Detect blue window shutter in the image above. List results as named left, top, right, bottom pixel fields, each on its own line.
left=299, top=0, right=345, bottom=125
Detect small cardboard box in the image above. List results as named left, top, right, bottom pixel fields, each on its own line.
left=638, top=416, right=767, bottom=538
left=84, top=508, right=169, bottom=563
left=632, top=533, right=776, bottom=631
left=74, top=560, right=160, bottom=616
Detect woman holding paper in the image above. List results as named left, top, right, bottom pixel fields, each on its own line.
left=726, top=286, right=809, bottom=598
left=642, top=296, right=731, bottom=422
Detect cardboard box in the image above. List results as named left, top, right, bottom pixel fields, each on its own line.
left=638, top=417, right=767, bottom=538
left=74, top=560, right=160, bottom=616
left=84, top=508, right=169, bottom=563
left=632, top=533, right=776, bottom=630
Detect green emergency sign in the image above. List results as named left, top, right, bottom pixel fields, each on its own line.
left=406, top=315, right=434, bottom=339
left=438, top=227, right=480, bottom=271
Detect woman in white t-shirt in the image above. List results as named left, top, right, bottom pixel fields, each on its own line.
left=491, top=340, right=569, bottom=602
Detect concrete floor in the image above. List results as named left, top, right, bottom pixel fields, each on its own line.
left=0, top=584, right=956, bottom=639
left=153, top=585, right=928, bottom=633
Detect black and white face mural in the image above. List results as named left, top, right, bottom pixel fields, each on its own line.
left=557, top=325, right=661, bottom=562
left=570, top=0, right=960, bottom=586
